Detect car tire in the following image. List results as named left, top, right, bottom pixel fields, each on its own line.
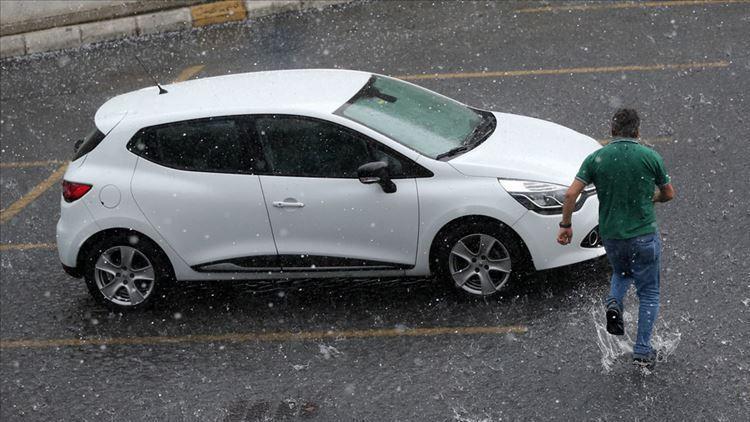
left=83, top=232, right=173, bottom=311
left=434, top=220, right=526, bottom=296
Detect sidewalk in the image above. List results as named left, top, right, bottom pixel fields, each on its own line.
left=0, top=0, right=352, bottom=59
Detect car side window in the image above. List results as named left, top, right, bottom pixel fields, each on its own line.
left=372, top=143, right=405, bottom=177
left=127, top=117, right=253, bottom=173
left=254, top=115, right=371, bottom=178
left=251, top=115, right=432, bottom=179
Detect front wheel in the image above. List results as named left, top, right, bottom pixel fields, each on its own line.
left=83, top=234, right=172, bottom=311
left=434, top=221, right=525, bottom=296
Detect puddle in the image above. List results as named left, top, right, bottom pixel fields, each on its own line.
left=590, top=300, right=681, bottom=372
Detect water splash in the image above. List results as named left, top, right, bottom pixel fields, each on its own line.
left=591, top=305, right=633, bottom=372
left=652, top=323, right=682, bottom=363
left=590, top=302, right=681, bottom=372
left=451, top=407, right=491, bottom=422
left=318, top=344, right=343, bottom=360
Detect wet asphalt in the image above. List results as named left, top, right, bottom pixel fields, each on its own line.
left=1, top=1, right=749, bottom=420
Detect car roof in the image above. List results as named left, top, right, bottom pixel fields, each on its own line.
left=94, top=69, right=372, bottom=133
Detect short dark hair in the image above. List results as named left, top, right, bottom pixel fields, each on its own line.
left=611, top=108, right=640, bottom=138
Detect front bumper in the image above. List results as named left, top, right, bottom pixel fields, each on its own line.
left=510, top=194, right=605, bottom=271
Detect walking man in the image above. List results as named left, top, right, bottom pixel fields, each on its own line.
left=556, top=109, right=674, bottom=369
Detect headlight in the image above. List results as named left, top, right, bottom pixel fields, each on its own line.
left=499, top=179, right=595, bottom=215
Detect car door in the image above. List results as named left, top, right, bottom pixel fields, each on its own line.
left=252, top=114, right=424, bottom=271
left=129, top=116, right=279, bottom=272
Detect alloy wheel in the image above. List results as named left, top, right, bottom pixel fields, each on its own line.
left=94, top=246, right=155, bottom=306
left=448, top=233, right=512, bottom=295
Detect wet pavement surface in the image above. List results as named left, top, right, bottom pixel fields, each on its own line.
left=1, top=1, right=749, bottom=420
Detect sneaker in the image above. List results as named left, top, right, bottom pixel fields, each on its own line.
left=605, top=300, right=624, bottom=336
left=632, top=350, right=657, bottom=369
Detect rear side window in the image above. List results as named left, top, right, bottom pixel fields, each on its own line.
left=73, top=128, right=106, bottom=161
left=127, top=117, right=253, bottom=174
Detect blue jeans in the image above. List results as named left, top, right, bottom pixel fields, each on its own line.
left=603, top=232, right=661, bottom=356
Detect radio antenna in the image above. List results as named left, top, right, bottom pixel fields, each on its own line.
left=134, top=55, right=168, bottom=95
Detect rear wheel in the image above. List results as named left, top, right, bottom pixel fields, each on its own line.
left=83, top=234, right=172, bottom=310
left=434, top=221, right=526, bottom=296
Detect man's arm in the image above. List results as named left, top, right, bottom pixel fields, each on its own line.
left=557, top=179, right=586, bottom=245
left=653, top=183, right=675, bottom=203
left=651, top=151, right=673, bottom=203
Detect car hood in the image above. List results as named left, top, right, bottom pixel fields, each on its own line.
left=448, top=112, right=601, bottom=186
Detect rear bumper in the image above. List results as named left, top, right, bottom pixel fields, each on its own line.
left=511, top=195, right=606, bottom=271
left=56, top=196, right=100, bottom=269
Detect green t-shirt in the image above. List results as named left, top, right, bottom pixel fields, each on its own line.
left=576, top=138, right=671, bottom=240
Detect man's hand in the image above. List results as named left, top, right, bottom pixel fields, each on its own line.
left=653, top=183, right=675, bottom=203
left=557, top=227, right=573, bottom=245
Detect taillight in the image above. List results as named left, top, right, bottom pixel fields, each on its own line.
left=62, top=180, right=92, bottom=203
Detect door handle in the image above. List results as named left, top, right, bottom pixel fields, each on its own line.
left=273, top=201, right=305, bottom=208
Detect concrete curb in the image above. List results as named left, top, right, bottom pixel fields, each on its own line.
left=0, top=0, right=353, bottom=59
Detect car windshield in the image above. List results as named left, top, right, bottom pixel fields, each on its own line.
left=337, top=75, right=488, bottom=159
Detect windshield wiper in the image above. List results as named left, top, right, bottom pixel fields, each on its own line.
left=435, top=144, right=471, bottom=160
left=464, top=112, right=495, bottom=145
left=436, top=112, right=496, bottom=160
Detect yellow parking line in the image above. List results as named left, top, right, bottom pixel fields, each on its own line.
left=0, top=160, right=64, bottom=169
left=516, top=0, right=750, bottom=14
left=173, top=64, right=205, bottom=82
left=396, top=61, right=729, bottom=81
left=0, top=164, right=67, bottom=224
left=598, top=136, right=672, bottom=145
left=645, top=136, right=674, bottom=144
left=0, top=324, right=528, bottom=349
left=0, top=243, right=56, bottom=252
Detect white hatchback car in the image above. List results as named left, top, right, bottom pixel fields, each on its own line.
left=57, top=69, right=605, bottom=310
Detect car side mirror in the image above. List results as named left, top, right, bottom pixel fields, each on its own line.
left=357, top=161, right=397, bottom=193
